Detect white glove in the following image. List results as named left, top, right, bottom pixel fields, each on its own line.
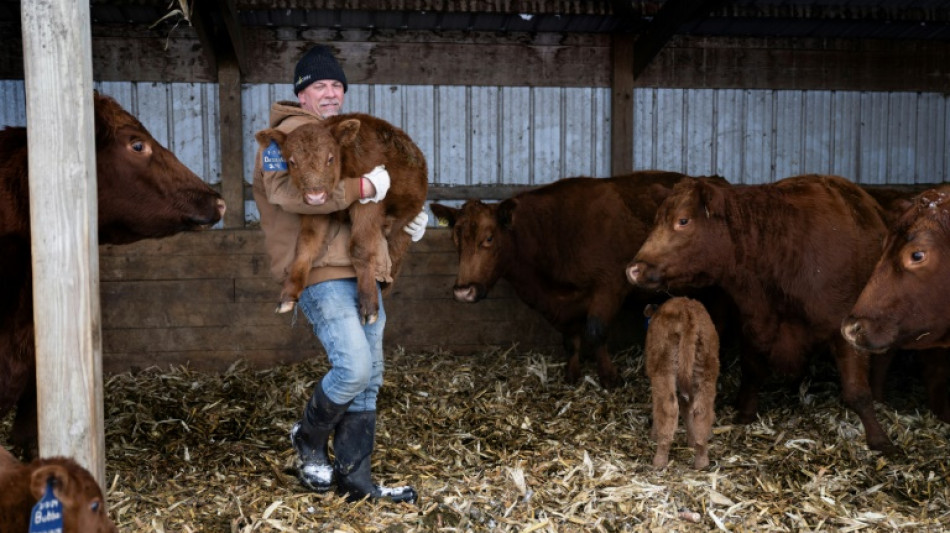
left=404, top=210, right=429, bottom=242
left=360, top=165, right=390, bottom=204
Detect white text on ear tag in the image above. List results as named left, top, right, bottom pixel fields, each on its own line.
left=29, top=479, right=64, bottom=533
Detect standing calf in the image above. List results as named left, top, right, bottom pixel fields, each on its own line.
left=644, top=297, right=719, bottom=470
left=0, top=446, right=117, bottom=532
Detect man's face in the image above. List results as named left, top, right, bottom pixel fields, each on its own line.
left=298, top=80, right=345, bottom=118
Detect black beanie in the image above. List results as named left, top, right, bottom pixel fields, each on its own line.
left=293, top=45, right=348, bottom=95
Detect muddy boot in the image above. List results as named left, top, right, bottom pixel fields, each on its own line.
left=334, top=411, right=418, bottom=504
left=290, top=385, right=350, bottom=492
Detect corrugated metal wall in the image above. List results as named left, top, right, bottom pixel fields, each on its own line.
left=2, top=80, right=947, bottom=222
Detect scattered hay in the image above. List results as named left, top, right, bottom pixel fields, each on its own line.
left=3, top=345, right=949, bottom=532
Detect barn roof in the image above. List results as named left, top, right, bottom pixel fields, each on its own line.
left=1, top=1, right=947, bottom=84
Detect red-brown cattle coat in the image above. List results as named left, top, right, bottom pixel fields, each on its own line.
left=0, top=445, right=117, bottom=533
left=627, top=174, right=895, bottom=453
left=430, top=171, right=720, bottom=388
left=0, top=92, right=225, bottom=459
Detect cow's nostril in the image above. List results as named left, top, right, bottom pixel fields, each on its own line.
left=453, top=285, right=477, bottom=303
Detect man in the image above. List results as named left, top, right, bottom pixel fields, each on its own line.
left=252, top=44, right=425, bottom=504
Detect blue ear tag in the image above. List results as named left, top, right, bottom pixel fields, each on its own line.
left=29, top=479, right=64, bottom=533
left=262, top=140, right=288, bottom=171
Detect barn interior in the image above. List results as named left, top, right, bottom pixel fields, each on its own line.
left=0, top=1, right=949, bottom=531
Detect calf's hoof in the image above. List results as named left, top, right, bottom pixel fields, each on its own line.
left=276, top=300, right=296, bottom=314
left=361, top=312, right=378, bottom=325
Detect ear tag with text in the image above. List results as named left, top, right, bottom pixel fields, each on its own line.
left=262, top=140, right=288, bottom=171
left=29, top=478, right=64, bottom=533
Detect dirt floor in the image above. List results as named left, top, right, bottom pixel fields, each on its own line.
left=2, top=345, right=949, bottom=532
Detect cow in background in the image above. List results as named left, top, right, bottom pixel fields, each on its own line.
left=644, top=297, right=719, bottom=470
left=627, top=174, right=896, bottom=453
left=430, top=171, right=725, bottom=388
left=843, top=185, right=950, bottom=423
left=0, top=92, right=226, bottom=459
left=0, top=445, right=117, bottom=533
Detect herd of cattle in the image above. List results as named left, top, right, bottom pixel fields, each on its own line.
left=432, top=171, right=950, bottom=457
left=0, top=93, right=948, bottom=521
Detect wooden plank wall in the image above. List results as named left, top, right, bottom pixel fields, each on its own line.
left=98, top=228, right=560, bottom=373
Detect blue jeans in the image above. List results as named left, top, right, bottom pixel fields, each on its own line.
left=297, top=278, right=385, bottom=412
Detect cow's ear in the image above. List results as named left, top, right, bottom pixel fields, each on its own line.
left=31, top=465, right=74, bottom=505
left=255, top=129, right=286, bottom=149
left=497, top=198, right=518, bottom=229
left=333, top=119, right=361, bottom=146
left=696, top=178, right=727, bottom=218
left=648, top=183, right=673, bottom=205
left=429, top=203, right=460, bottom=227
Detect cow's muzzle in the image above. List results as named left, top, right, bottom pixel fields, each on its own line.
left=453, top=284, right=484, bottom=303
left=626, top=261, right=661, bottom=288
left=840, top=316, right=891, bottom=354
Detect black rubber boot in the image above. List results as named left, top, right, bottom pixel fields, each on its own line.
left=291, top=384, right=351, bottom=492
left=334, top=411, right=418, bottom=504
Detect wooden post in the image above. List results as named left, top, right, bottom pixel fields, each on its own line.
left=21, top=0, right=105, bottom=484
left=611, top=33, right=635, bottom=176
left=218, top=58, right=245, bottom=228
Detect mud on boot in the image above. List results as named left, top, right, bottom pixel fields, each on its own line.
left=291, top=385, right=351, bottom=492
left=333, top=410, right=417, bottom=504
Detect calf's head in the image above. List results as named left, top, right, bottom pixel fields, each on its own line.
left=842, top=186, right=950, bottom=352
left=93, top=92, right=224, bottom=244
left=255, top=119, right=361, bottom=206
left=430, top=200, right=515, bottom=303
left=29, top=458, right=118, bottom=533
left=626, top=177, right=731, bottom=291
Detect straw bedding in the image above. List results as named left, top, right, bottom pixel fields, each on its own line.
left=2, top=345, right=949, bottom=532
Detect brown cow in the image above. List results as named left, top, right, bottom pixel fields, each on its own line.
left=843, top=185, right=950, bottom=352
left=255, top=113, right=428, bottom=324
left=0, top=445, right=118, bottom=533
left=644, top=297, right=719, bottom=470
left=843, top=186, right=950, bottom=423
left=429, top=171, right=713, bottom=388
left=0, top=92, right=225, bottom=459
left=626, top=174, right=896, bottom=453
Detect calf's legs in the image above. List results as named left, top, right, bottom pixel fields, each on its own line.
left=650, top=373, right=678, bottom=469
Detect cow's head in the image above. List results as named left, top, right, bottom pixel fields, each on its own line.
left=842, top=186, right=950, bottom=352
left=430, top=200, right=516, bottom=303
left=93, top=92, right=224, bottom=244
left=626, top=176, right=732, bottom=291
left=256, top=118, right=361, bottom=206
left=29, top=458, right=118, bottom=533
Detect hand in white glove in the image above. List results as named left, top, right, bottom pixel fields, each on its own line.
left=360, top=165, right=390, bottom=204
left=404, top=210, right=429, bottom=242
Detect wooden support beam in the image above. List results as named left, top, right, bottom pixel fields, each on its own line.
left=192, top=0, right=248, bottom=77
left=21, top=0, right=105, bottom=483
left=632, top=0, right=720, bottom=79
left=218, top=59, right=245, bottom=228
left=611, top=33, right=635, bottom=176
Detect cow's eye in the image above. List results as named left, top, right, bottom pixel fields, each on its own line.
left=483, top=235, right=493, bottom=247
left=910, top=250, right=925, bottom=263
left=676, top=217, right=690, bottom=228
left=327, top=155, right=334, bottom=166
left=131, top=141, right=145, bottom=152
left=90, top=500, right=100, bottom=513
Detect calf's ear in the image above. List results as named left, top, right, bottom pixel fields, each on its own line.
left=497, top=198, right=519, bottom=229
left=31, top=464, right=73, bottom=505
left=333, top=119, right=361, bottom=146
left=255, top=129, right=286, bottom=149
left=429, top=203, right=460, bottom=227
